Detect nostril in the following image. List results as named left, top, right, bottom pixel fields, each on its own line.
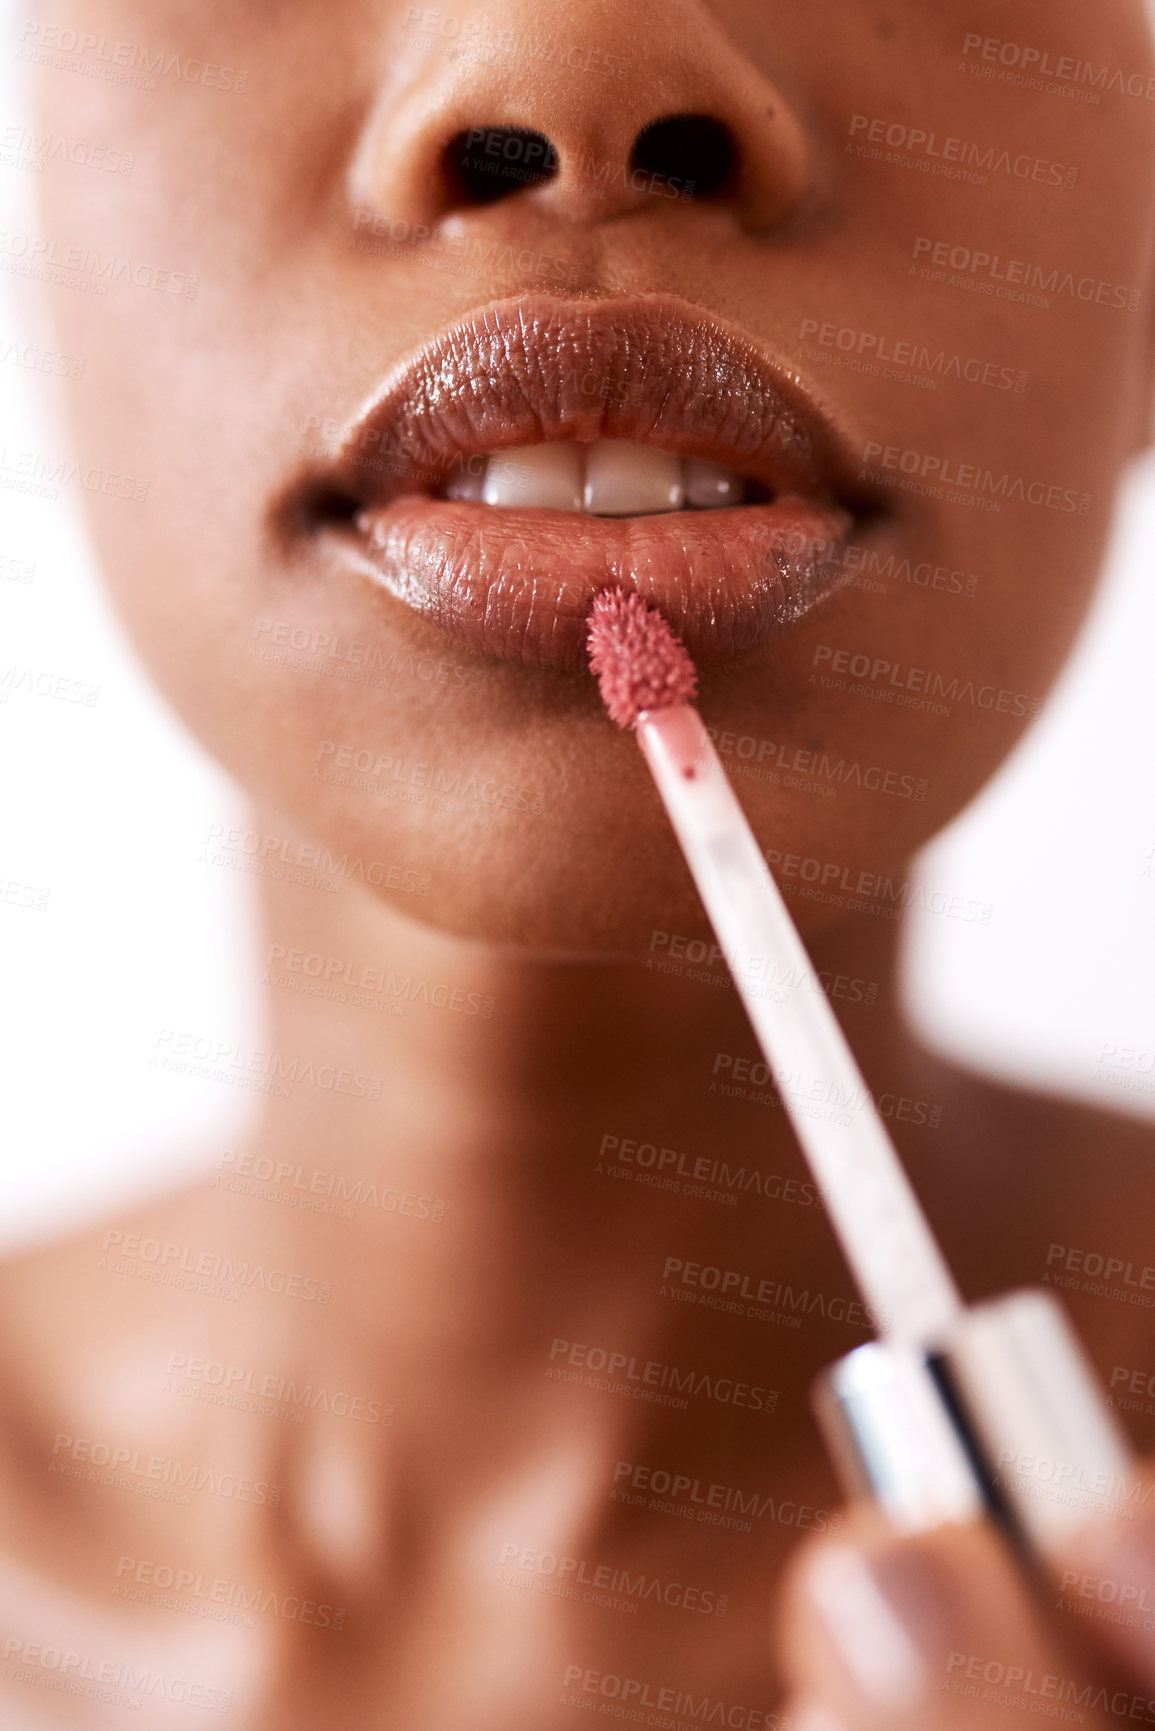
left=442, top=126, right=559, bottom=206
left=629, top=113, right=737, bottom=200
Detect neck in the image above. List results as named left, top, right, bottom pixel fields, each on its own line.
left=232, top=811, right=923, bottom=1295
left=195, top=809, right=940, bottom=1590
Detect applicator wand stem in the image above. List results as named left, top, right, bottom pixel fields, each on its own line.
left=588, top=588, right=1130, bottom=1548
left=639, top=701, right=963, bottom=1349
left=586, top=587, right=962, bottom=1351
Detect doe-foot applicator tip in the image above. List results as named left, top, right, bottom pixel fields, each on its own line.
left=586, top=587, right=698, bottom=729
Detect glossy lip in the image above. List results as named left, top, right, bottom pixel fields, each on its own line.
left=286, top=293, right=883, bottom=672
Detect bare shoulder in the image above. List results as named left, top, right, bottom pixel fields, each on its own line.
left=0, top=1180, right=230, bottom=1377
left=0, top=1180, right=267, bottom=1539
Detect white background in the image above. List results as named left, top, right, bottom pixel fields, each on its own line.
left=2, top=9, right=1154, bottom=1254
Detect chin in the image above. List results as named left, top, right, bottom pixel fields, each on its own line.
left=348, top=789, right=916, bottom=957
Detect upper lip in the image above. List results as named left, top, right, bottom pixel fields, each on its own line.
left=298, top=292, right=874, bottom=516
left=282, top=293, right=887, bottom=672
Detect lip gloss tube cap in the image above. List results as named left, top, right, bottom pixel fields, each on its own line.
left=945, top=1288, right=1132, bottom=1555
left=815, top=1291, right=1132, bottom=1556
left=814, top=1340, right=983, bottom=1532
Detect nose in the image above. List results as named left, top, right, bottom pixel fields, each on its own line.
left=351, top=0, right=809, bottom=234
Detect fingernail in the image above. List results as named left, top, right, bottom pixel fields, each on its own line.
left=804, top=1544, right=927, bottom=1711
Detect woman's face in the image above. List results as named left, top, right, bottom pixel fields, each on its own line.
left=34, top=0, right=1155, bottom=950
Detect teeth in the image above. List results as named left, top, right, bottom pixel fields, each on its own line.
left=481, top=442, right=582, bottom=510
left=444, top=463, right=487, bottom=503
left=684, top=456, right=745, bottom=509
left=443, top=440, right=749, bottom=514
left=583, top=439, right=684, bottom=516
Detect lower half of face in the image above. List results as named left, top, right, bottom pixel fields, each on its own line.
left=32, top=0, right=1155, bottom=952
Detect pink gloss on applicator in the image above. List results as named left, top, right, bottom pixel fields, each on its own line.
left=587, top=585, right=1130, bottom=1550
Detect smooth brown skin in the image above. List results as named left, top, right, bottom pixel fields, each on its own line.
left=5, top=0, right=1155, bottom=1724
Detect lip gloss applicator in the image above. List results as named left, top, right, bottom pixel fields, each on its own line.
left=587, top=585, right=1131, bottom=1553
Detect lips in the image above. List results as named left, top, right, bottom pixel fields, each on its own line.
left=287, top=294, right=879, bottom=672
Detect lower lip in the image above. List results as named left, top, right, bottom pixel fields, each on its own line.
left=347, top=495, right=854, bottom=672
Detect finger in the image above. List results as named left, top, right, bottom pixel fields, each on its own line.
left=777, top=1511, right=1112, bottom=1730
left=1052, top=1466, right=1155, bottom=1688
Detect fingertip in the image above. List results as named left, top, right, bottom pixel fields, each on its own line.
left=777, top=1511, right=1056, bottom=1724
left=793, top=1540, right=929, bottom=1712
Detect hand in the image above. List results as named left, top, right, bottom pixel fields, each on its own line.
left=776, top=1465, right=1155, bottom=1729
